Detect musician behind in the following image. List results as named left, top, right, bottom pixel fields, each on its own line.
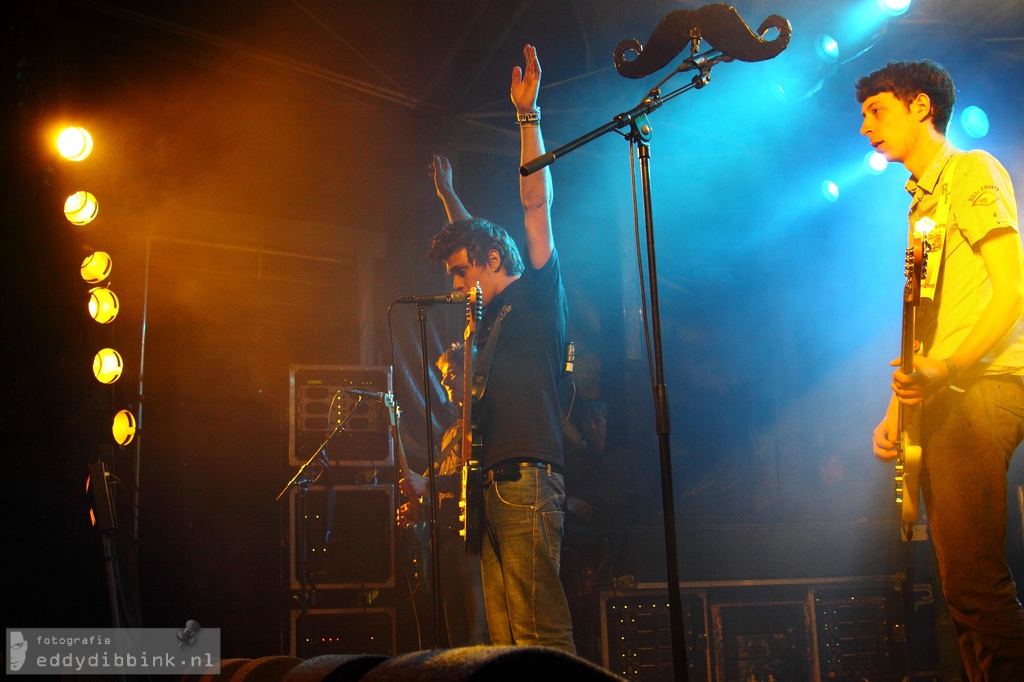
left=397, top=343, right=489, bottom=647
left=422, top=44, right=575, bottom=653
left=859, top=59, right=1024, bottom=679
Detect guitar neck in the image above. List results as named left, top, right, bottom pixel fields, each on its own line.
left=900, top=301, right=916, bottom=375
left=900, top=238, right=924, bottom=376
left=461, top=331, right=475, bottom=466
left=461, top=284, right=481, bottom=466
left=385, top=396, right=413, bottom=479
left=394, top=423, right=412, bottom=479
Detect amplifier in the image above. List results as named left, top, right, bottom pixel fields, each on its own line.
left=288, top=484, right=395, bottom=590
left=289, top=607, right=396, bottom=657
left=289, top=365, right=393, bottom=467
left=600, top=577, right=907, bottom=682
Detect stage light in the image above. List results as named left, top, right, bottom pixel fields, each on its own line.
left=878, top=0, right=911, bottom=17
left=864, top=151, right=888, bottom=174
left=112, top=409, right=136, bottom=446
left=64, top=191, right=99, bottom=225
left=93, top=348, right=124, bottom=384
left=960, top=105, right=989, bottom=139
left=56, top=126, right=94, bottom=161
left=81, top=251, right=113, bottom=283
left=821, top=180, right=840, bottom=202
left=815, top=35, right=839, bottom=64
left=88, top=286, right=119, bottom=324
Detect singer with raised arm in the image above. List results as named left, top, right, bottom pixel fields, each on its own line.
left=423, top=44, right=575, bottom=653
left=858, top=60, right=1024, bottom=680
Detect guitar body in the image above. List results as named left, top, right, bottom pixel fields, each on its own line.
left=896, top=405, right=922, bottom=530
left=460, top=457, right=484, bottom=556
left=895, top=237, right=926, bottom=539
left=459, top=285, right=485, bottom=556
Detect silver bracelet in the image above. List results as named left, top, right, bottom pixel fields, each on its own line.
left=516, top=109, right=541, bottom=125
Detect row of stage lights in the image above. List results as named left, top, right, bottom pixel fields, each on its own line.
left=765, top=0, right=935, bottom=203
left=818, top=99, right=992, bottom=204
left=58, top=126, right=137, bottom=531
left=813, top=0, right=991, bottom=204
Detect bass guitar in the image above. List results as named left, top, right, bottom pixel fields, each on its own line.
left=895, top=227, right=927, bottom=540
left=459, top=284, right=484, bottom=556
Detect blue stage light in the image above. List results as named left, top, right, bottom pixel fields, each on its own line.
left=815, top=34, right=839, bottom=63
left=822, top=180, right=840, bottom=202
left=960, top=105, right=990, bottom=139
left=878, top=0, right=912, bottom=17
left=864, top=151, right=888, bottom=174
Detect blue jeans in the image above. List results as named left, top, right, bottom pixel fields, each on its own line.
left=922, top=375, right=1024, bottom=681
left=480, top=465, right=576, bottom=653
left=438, top=532, right=489, bottom=646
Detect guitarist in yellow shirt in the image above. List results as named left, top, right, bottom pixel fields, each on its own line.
left=858, top=60, right=1024, bottom=680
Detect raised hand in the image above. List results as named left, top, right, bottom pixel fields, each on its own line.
left=428, top=153, right=471, bottom=222
left=429, top=154, right=455, bottom=199
left=511, top=44, right=541, bottom=113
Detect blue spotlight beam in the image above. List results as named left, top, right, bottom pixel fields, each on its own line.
left=521, top=52, right=728, bottom=682
left=521, top=8, right=793, bottom=679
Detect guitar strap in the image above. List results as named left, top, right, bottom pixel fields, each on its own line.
left=471, top=303, right=512, bottom=403
left=914, top=154, right=961, bottom=304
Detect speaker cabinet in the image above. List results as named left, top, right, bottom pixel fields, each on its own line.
left=601, top=590, right=710, bottom=682
left=600, top=578, right=906, bottom=682
left=289, top=607, right=397, bottom=657
left=289, top=484, right=395, bottom=589
left=711, top=599, right=813, bottom=682
left=289, top=365, right=393, bottom=467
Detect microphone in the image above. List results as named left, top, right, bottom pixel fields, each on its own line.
left=394, top=291, right=468, bottom=305
left=343, top=388, right=389, bottom=400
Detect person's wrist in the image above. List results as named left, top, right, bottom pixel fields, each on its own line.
left=516, top=107, right=540, bottom=126
left=942, top=358, right=959, bottom=382
left=942, top=357, right=966, bottom=392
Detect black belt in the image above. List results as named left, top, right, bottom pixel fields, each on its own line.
left=483, top=460, right=563, bottom=485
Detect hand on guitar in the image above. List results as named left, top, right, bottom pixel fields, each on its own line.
left=889, top=354, right=955, bottom=405
left=396, top=498, right=421, bottom=529
left=872, top=403, right=899, bottom=462
left=872, top=395, right=897, bottom=458
left=399, top=469, right=428, bottom=500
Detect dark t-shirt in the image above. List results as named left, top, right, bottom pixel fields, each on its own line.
left=474, top=249, right=568, bottom=469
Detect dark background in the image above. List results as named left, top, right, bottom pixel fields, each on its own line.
left=5, top=0, right=1023, bottom=661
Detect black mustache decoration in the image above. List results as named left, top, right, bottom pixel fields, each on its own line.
left=614, top=3, right=792, bottom=79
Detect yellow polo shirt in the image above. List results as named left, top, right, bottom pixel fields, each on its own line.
left=907, top=140, right=1024, bottom=376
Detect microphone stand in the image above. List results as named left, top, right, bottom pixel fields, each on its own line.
left=414, top=303, right=444, bottom=649
left=522, top=49, right=726, bottom=682
left=276, top=396, right=362, bottom=658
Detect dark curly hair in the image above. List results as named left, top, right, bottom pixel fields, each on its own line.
left=426, top=218, right=525, bottom=277
left=435, top=341, right=469, bottom=372
left=855, top=60, right=956, bottom=133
